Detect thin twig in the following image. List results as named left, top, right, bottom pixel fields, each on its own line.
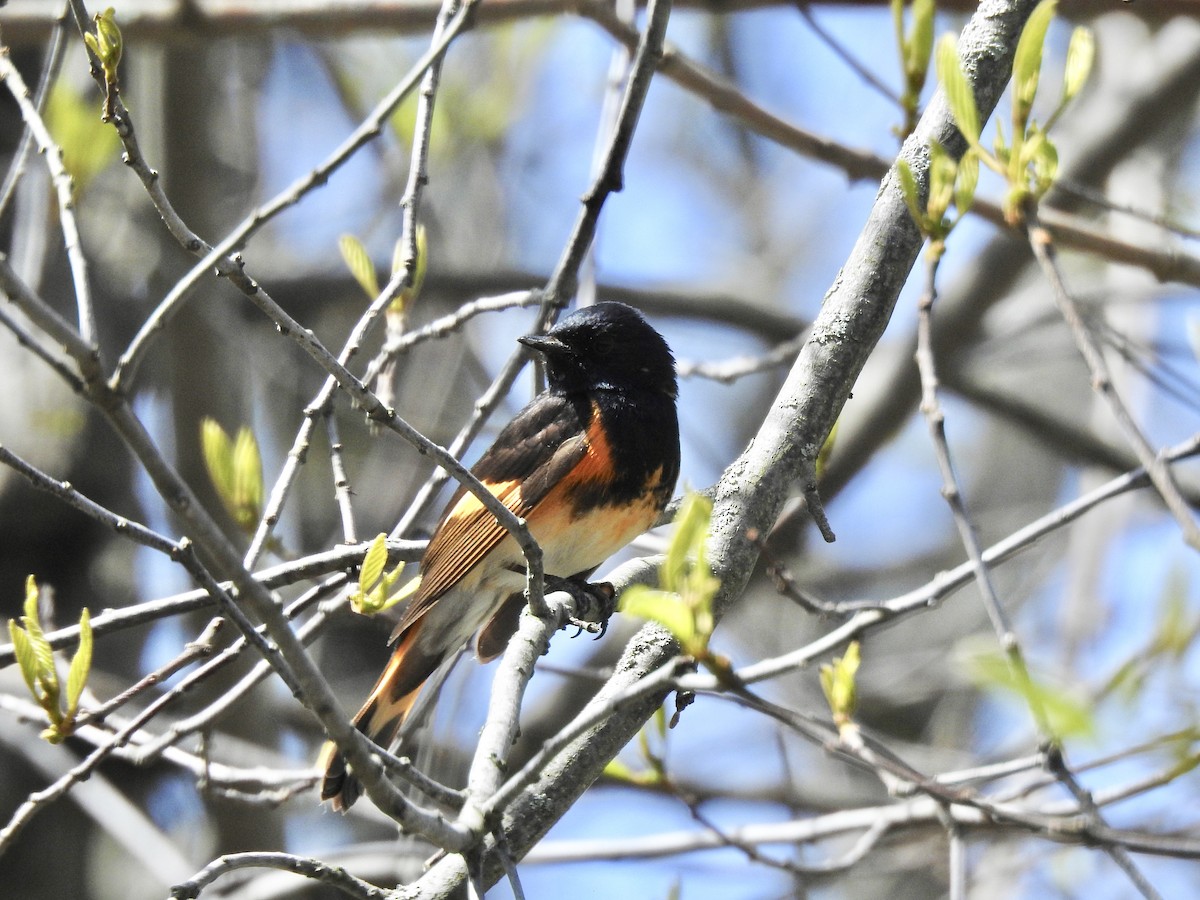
left=688, top=793, right=889, bottom=875
left=885, top=433, right=1200, bottom=616
left=750, top=526, right=887, bottom=616
left=947, top=819, right=966, bottom=900
left=0, top=303, right=85, bottom=393
left=0, top=693, right=313, bottom=793
left=1054, top=177, right=1200, bottom=241
left=74, top=619, right=223, bottom=729
left=245, top=406, right=323, bottom=566
left=0, top=45, right=100, bottom=361
left=170, top=851, right=390, bottom=900
left=0, top=7, right=68, bottom=218
left=395, top=0, right=457, bottom=284
left=1043, top=746, right=1163, bottom=900
left=934, top=754, right=1044, bottom=789
left=676, top=333, right=807, bottom=383
left=794, top=2, right=901, bottom=107
left=0, top=444, right=185, bottom=557
left=0, top=247, right=98, bottom=379
left=326, top=411, right=358, bottom=546
left=361, top=289, right=540, bottom=388
left=542, top=0, right=670, bottom=310
left=577, top=0, right=635, bottom=309
left=493, top=836, right=526, bottom=900
left=246, top=0, right=467, bottom=567
left=518, top=740, right=1200, bottom=865
left=915, top=247, right=1051, bottom=738
left=1026, top=206, right=1200, bottom=550
left=585, top=1, right=894, bottom=183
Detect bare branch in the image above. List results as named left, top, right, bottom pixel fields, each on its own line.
left=171, top=851, right=390, bottom=900
left=1026, top=208, right=1200, bottom=549
left=0, top=46, right=100, bottom=361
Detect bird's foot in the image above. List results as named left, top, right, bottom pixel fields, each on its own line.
left=545, top=576, right=616, bottom=639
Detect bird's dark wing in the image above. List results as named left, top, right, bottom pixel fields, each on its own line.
left=389, top=392, right=589, bottom=640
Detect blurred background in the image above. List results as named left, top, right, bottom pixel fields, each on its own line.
left=1, top=1, right=1199, bottom=897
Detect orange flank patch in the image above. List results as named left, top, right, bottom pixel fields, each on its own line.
left=525, top=406, right=667, bottom=577
left=526, top=481, right=663, bottom=579
left=552, top=403, right=619, bottom=495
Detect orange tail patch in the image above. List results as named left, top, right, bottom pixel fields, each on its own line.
left=319, top=626, right=430, bottom=812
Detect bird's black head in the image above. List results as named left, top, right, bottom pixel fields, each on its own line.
left=519, top=302, right=677, bottom=399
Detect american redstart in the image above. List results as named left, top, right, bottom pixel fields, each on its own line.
left=320, top=301, right=680, bottom=811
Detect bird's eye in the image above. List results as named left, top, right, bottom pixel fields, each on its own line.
left=592, top=333, right=616, bottom=355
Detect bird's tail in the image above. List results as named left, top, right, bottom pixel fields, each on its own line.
left=318, top=625, right=433, bottom=812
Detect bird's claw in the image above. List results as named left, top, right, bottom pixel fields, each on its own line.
left=565, top=615, right=608, bottom=639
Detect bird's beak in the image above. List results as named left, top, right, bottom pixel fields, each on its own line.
left=518, top=333, right=569, bottom=356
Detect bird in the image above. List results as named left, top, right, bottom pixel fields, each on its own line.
left=320, top=301, right=680, bottom=811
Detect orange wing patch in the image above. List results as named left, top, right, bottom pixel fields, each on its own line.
left=552, top=403, right=617, bottom=495
left=415, top=479, right=522, bottom=598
